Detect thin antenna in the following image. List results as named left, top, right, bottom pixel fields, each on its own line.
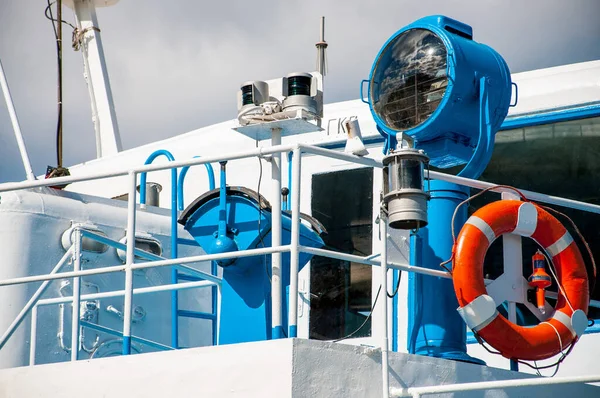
left=316, top=16, right=328, bottom=76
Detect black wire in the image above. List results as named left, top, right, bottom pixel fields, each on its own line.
left=474, top=331, right=575, bottom=375
left=46, top=0, right=72, bottom=168
left=387, top=270, right=402, bottom=298
left=44, top=1, right=76, bottom=31
left=333, top=285, right=381, bottom=342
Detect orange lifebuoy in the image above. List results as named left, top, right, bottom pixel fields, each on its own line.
left=453, top=200, right=589, bottom=361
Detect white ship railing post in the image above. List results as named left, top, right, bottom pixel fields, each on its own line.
left=0, top=247, right=73, bottom=351
left=29, top=305, right=38, bottom=366
left=271, top=128, right=284, bottom=338
left=288, top=146, right=302, bottom=337
left=381, top=213, right=390, bottom=398
left=70, top=228, right=82, bottom=361
left=0, top=58, right=35, bottom=181
left=122, top=171, right=137, bottom=355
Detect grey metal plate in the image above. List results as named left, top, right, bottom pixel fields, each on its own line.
left=233, top=118, right=323, bottom=141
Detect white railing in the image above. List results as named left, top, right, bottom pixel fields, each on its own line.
left=0, top=143, right=599, bottom=396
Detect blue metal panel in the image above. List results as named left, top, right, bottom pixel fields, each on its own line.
left=181, top=189, right=324, bottom=344
left=501, top=102, right=600, bottom=130
left=408, top=180, right=484, bottom=364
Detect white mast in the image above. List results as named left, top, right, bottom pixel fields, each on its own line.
left=315, top=16, right=328, bottom=77
left=66, top=0, right=122, bottom=158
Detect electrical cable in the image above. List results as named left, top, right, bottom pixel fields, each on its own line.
left=45, top=0, right=74, bottom=169
left=44, top=1, right=76, bottom=30
left=387, top=269, right=402, bottom=298
left=333, top=285, right=381, bottom=342
left=539, top=204, right=597, bottom=296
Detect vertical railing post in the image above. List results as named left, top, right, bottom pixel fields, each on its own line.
left=216, top=284, right=222, bottom=345
left=123, top=171, right=137, bottom=355
left=271, top=128, right=283, bottom=339
left=288, top=147, right=302, bottom=337
left=29, top=305, right=38, bottom=366
left=70, top=228, right=82, bottom=361
left=380, top=214, right=390, bottom=398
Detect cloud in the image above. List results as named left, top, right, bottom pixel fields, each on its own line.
left=0, top=0, right=598, bottom=182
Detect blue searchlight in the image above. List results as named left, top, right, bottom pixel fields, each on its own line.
left=365, top=15, right=513, bottom=176
left=366, top=16, right=515, bottom=364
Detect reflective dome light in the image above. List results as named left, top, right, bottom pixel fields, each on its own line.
left=365, top=15, right=514, bottom=179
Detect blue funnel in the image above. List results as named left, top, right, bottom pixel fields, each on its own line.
left=179, top=187, right=325, bottom=344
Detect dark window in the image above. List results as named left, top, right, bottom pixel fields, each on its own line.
left=310, top=167, right=373, bottom=339
left=474, top=116, right=600, bottom=320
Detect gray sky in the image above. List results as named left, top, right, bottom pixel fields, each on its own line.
left=1, top=0, right=599, bottom=182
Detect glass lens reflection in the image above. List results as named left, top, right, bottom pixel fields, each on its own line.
left=371, top=29, right=448, bottom=131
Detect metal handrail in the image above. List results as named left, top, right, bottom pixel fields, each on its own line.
left=0, top=142, right=598, bottom=397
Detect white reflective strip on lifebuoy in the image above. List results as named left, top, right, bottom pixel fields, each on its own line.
left=457, top=294, right=498, bottom=332
left=513, top=202, right=538, bottom=237
left=545, top=231, right=574, bottom=258
left=465, top=216, right=496, bottom=245
left=552, top=310, right=577, bottom=338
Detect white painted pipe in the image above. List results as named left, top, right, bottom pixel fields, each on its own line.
left=122, top=171, right=137, bottom=354
left=0, top=57, right=35, bottom=181
left=0, top=247, right=73, bottom=350
left=298, top=246, right=451, bottom=279
left=216, top=284, right=222, bottom=345
left=29, top=305, right=38, bottom=366
left=70, top=229, right=82, bottom=361
left=271, top=128, right=283, bottom=338
left=288, top=147, right=302, bottom=337
left=0, top=246, right=287, bottom=287
left=0, top=144, right=296, bottom=193
left=380, top=217, right=390, bottom=398
left=0, top=140, right=594, bottom=217
left=37, top=280, right=216, bottom=307
left=390, top=374, right=600, bottom=397
left=297, top=144, right=600, bottom=215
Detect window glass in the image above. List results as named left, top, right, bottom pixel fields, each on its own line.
left=474, top=116, right=600, bottom=319
left=310, top=168, right=373, bottom=339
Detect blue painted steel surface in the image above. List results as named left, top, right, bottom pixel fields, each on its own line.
left=408, top=180, right=484, bottom=364
left=392, top=269, right=399, bottom=352
left=182, top=190, right=324, bottom=344
left=209, top=162, right=239, bottom=267
left=122, top=335, right=131, bottom=355
left=502, top=102, right=600, bottom=130
left=366, top=15, right=512, bottom=169
left=177, top=157, right=216, bottom=211
left=139, top=149, right=179, bottom=349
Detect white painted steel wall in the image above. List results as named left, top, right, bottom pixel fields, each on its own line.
left=0, top=188, right=210, bottom=368
left=0, top=339, right=598, bottom=398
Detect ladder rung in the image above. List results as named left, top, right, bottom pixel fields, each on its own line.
left=177, top=310, right=216, bottom=320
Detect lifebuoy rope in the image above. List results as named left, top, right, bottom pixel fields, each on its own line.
left=444, top=184, right=596, bottom=373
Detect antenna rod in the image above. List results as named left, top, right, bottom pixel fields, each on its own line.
left=56, top=0, right=63, bottom=168
left=316, top=16, right=328, bottom=76
left=0, top=58, right=36, bottom=181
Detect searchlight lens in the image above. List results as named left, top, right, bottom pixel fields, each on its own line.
left=371, top=29, right=448, bottom=131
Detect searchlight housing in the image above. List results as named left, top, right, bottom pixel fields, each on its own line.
left=365, top=15, right=514, bottom=177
